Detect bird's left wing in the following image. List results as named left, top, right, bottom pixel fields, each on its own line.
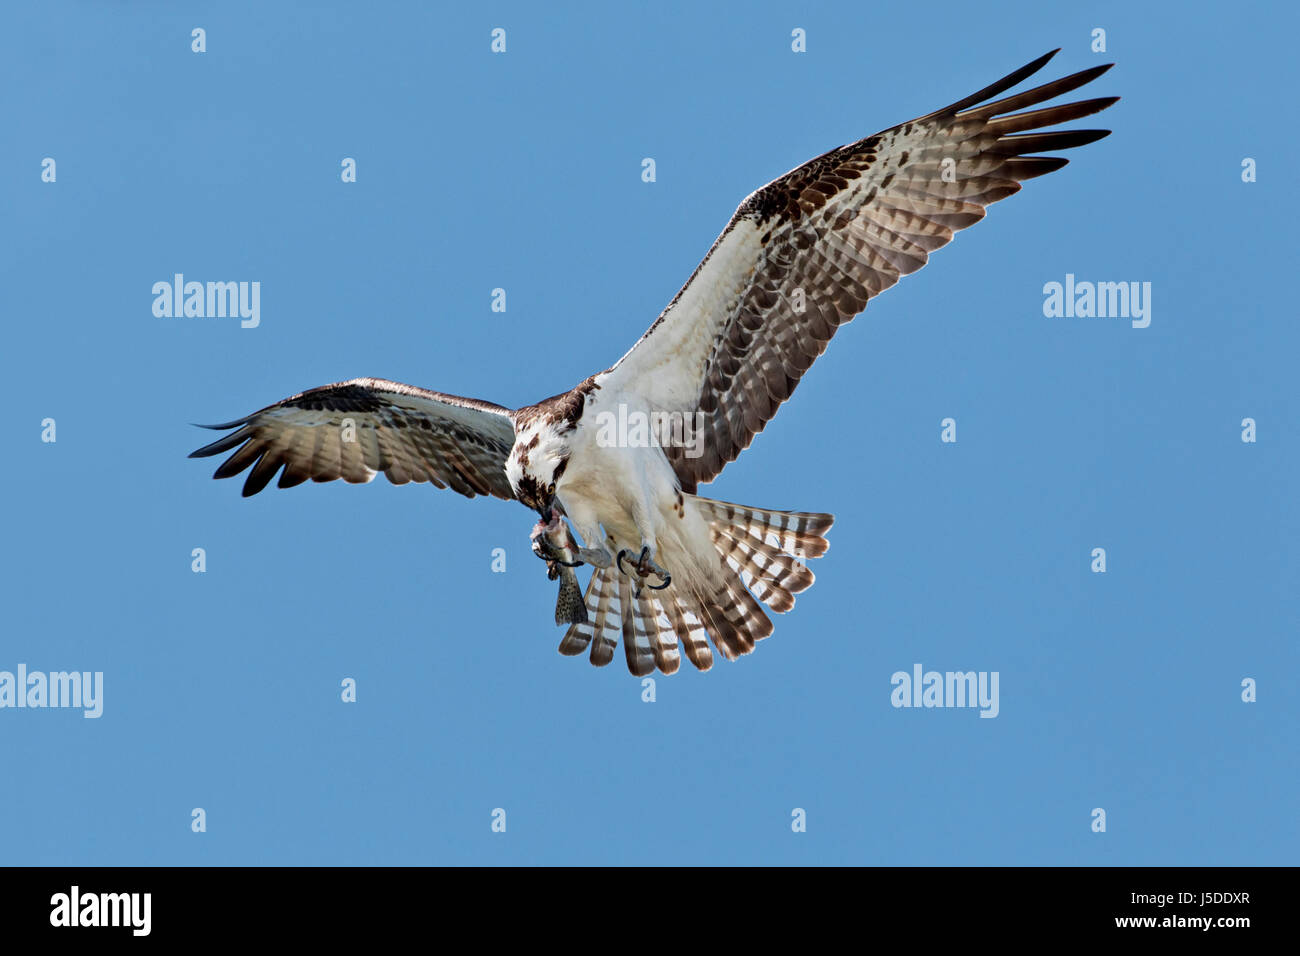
left=189, top=377, right=518, bottom=499
left=596, top=50, right=1117, bottom=491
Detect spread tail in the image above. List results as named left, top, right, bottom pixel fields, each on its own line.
left=558, top=500, right=833, bottom=675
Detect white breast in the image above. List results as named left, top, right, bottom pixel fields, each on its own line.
left=556, top=385, right=718, bottom=585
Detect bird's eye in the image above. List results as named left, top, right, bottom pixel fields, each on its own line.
left=547, top=482, right=556, bottom=495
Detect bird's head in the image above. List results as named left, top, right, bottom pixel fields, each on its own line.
left=506, top=421, right=570, bottom=520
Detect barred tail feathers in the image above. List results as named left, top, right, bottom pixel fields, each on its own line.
left=557, top=499, right=833, bottom=675
left=698, top=497, right=833, bottom=614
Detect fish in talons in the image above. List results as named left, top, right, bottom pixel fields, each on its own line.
left=530, top=512, right=589, bottom=625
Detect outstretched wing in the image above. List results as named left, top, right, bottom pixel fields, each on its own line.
left=189, top=377, right=517, bottom=499
left=597, top=50, right=1117, bottom=491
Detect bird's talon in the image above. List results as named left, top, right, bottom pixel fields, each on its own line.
left=616, top=546, right=671, bottom=589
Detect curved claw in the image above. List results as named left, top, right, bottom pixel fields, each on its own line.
left=555, top=557, right=583, bottom=568
left=617, top=547, right=671, bottom=589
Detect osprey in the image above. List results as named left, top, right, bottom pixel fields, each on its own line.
left=191, top=50, right=1116, bottom=676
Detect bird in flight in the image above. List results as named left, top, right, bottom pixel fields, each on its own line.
left=191, top=50, right=1116, bottom=676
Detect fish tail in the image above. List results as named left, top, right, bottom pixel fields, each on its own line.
left=555, top=568, right=588, bottom=625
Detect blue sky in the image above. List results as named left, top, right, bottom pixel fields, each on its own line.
left=2, top=1, right=1295, bottom=865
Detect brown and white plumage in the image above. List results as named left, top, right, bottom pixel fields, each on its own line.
left=189, top=378, right=516, bottom=499
left=558, top=503, right=834, bottom=675
left=191, top=51, right=1116, bottom=676
left=600, top=49, right=1116, bottom=491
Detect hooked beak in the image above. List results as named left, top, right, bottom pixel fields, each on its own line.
left=539, top=498, right=554, bottom=524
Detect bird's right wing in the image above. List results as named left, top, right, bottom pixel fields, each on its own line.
left=189, top=377, right=518, bottom=499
